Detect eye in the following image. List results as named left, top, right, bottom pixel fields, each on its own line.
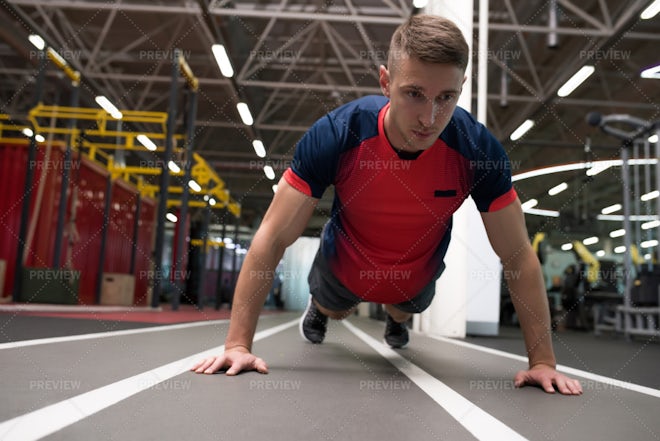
left=437, top=94, right=455, bottom=103
left=406, top=90, right=424, bottom=99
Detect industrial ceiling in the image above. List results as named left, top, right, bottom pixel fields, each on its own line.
left=0, top=0, right=658, bottom=250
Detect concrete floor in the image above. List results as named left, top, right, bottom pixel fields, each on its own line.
left=0, top=311, right=658, bottom=440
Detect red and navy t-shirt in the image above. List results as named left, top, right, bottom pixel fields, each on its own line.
left=283, top=95, right=517, bottom=304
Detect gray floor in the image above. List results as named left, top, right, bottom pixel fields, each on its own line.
left=0, top=312, right=658, bottom=441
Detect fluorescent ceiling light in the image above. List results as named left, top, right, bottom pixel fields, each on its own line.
left=548, top=182, right=568, bottom=196
left=166, top=213, right=178, bottom=223
left=601, top=204, right=622, bottom=214
left=524, top=208, right=560, bottom=217
left=28, top=34, right=45, bottom=50
left=586, top=163, right=613, bottom=176
left=583, top=236, right=599, bottom=245
left=641, top=239, right=659, bottom=248
left=272, top=184, right=278, bottom=193
left=614, top=246, right=626, bottom=254
left=168, top=161, right=180, bottom=173
left=557, top=65, right=594, bottom=97
left=641, top=190, right=659, bottom=201
left=521, top=198, right=538, bottom=210
left=209, top=198, right=216, bottom=206
left=649, top=134, right=659, bottom=143
left=510, top=119, right=534, bottom=141
left=596, top=250, right=605, bottom=257
left=599, top=214, right=658, bottom=221
left=211, top=44, right=234, bottom=78
left=642, top=220, right=660, bottom=230
left=95, top=95, right=123, bottom=119
left=640, top=0, right=660, bottom=19
left=252, top=140, right=266, bottom=158
left=22, top=128, right=34, bottom=137
left=188, top=180, right=202, bottom=192
left=512, top=159, right=656, bottom=182
left=236, top=102, right=253, bottom=126
left=561, top=243, right=573, bottom=251
left=136, top=134, right=157, bottom=151
left=35, top=134, right=45, bottom=142
left=609, top=229, right=625, bottom=238
left=263, top=165, right=275, bottom=180
left=641, top=64, right=660, bottom=79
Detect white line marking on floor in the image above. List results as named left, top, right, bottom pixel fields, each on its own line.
left=427, top=334, right=660, bottom=399
left=0, top=319, right=298, bottom=441
left=343, top=321, right=528, bottom=441
left=0, top=320, right=230, bottom=350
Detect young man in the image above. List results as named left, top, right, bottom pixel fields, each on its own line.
left=193, top=15, right=583, bottom=395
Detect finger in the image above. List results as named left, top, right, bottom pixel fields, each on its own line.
left=513, top=370, right=527, bottom=388
left=554, top=376, right=571, bottom=395
left=204, top=356, right=228, bottom=374
left=225, top=361, right=244, bottom=376
left=193, top=358, right=214, bottom=373
left=540, top=377, right=556, bottom=394
left=253, top=357, right=269, bottom=374
left=568, top=379, right=583, bottom=395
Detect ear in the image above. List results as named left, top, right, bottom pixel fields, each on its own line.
left=379, top=65, right=390, bottom=98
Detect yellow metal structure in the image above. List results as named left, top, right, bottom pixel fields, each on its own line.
left=46, top=48, right=81, bottom=84
left=4, top=105, right=240, bottom=217
left=177, top=53, right=199, bottom=91
left=532, top=232, right=546, bottom=254
left=571, top=241, right=600, bottom=284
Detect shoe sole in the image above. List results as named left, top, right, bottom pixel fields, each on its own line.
left=383, top=338, right=408, bottom=349
left=299, top=297, right=323, bottom=344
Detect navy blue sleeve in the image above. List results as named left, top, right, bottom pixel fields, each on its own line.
left=442, top=108, right=516, bottom=212
left=289, top=97, right=382, bottom=199
left=289, top=114, right=343, bottom=199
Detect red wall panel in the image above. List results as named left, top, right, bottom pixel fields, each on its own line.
left=0, top=140, right=160, bottom=305
left=104, top=180, right=136, bottom=274
left=67, top=159, right=108, bottom=305
left=0, top=142, right=29, bottom=297
left=133, top=198, right=156, bottom=306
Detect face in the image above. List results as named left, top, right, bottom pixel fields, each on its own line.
left=379, top=56, right=466, bottom=152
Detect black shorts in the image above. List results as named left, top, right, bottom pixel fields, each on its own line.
left=307, top=250, right=441, bottom=314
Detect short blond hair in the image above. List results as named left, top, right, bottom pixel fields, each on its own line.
left=388, top=15, right=469, bottom=74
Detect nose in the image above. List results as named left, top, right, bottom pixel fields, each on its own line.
left=418, top=99, right=437, bottom=128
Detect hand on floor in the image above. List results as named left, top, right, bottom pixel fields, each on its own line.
left=191, top=347, right=269, bottom=375
left=514, top=364, right=583, bottom=395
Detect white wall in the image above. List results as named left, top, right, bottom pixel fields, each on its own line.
left=280, top=236, right=321, bottom=311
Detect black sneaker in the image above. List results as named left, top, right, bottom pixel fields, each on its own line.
left=384, top=315, right=409, bottom=348
left=299, top=297, right=328, bottom=344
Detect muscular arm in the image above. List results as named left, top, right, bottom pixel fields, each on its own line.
left=225, top=178, right=318, bottom=351
left=192, top=177, right=318, bottom=374
left=481, top=197, right=555, bottom=368
left=481, top=198, right=582, bottom=394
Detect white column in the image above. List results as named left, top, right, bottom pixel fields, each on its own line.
left=281, top=236, right=320, bottom=311
left=415, top=0, right=501, bottom=337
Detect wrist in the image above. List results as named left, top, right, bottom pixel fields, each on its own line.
left=225, top=343, right=251, bottom=353
left=529, top=361, right=556, bottom=370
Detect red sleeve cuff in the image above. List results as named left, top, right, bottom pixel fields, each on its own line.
left=283, top=168, right=313, bottom=197
left=488, top=187, right=517, bottom=212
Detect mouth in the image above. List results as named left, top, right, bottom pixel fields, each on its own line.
left=411, top=129, right=435, bottom=139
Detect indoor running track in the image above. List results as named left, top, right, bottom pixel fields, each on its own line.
left=0, top=312, right=659, bottom=441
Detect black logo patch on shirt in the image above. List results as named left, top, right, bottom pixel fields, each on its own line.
left=434, top=189, right=457, bottom=197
